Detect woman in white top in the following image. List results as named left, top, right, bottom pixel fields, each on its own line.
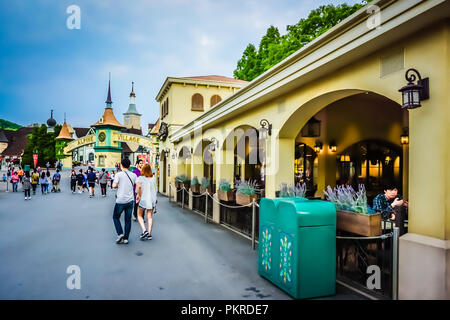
left=136, top=164, right=157, bottom=240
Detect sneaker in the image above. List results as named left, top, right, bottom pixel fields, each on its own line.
left=123, top=239, right=129, bottom=244
left=24, top=197, right=27, bottom=200
left=147, top=234, right=153, bottom=240
left=132, top=216, right=137, bottom=221
left=116, top=234, right=124, bottom=244
left=140, top=231, right=149, bottom=240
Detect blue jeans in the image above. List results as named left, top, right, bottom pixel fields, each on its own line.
left=12, top=182, right=18, bottom=192
left=113, top=201, right=134, bottom=240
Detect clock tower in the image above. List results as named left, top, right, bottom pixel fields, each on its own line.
left=92, top=76, right=125, bottom=169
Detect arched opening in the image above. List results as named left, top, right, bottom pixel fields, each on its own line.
left=282, top=91, right=408, bottom=201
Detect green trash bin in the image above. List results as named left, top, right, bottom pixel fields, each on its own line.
left=24, top=165, right=30, bottom=172
left=258, top=198, right=308, bottom=287
left=258, top=198, right=336, bottom=299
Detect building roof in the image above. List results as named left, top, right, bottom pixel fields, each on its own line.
left=92, top=108, right=125, bottom=128
left=156, top=75, right=248, bottom=102
left=0, top=127, right=33, bottom=157
left=181, top=75, right=248, bottom=84
left=149, top=118, right=160, bottom=135
left=123, top=104, right=141, bottom=116
left=56, top=122, right=74, bottom=140
left=0, top=130, right=8, bottom=143
left=73, top=127, right=90, bottom=138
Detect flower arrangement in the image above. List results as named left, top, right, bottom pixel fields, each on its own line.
left=279, top=182, right=307, bottom=198
left=236, top=180, right=258, bottom=196
left=236, top=180, right=258, bottom=205
left=218, top=179, right=231, bottom=191
left=191, top=176, right=199, bottom=186
left=324, top=184, right=373, bottom=214
left=175, top=174, right=190, bottom=187
left=218, top=178, right=234, bottom=201
left=200, top=177, right=210, bottom=188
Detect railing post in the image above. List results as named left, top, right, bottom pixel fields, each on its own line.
left=182, top=186, right=185, bottom=209
left=392, top=227, right=399, bottom=300
left=6, top=180, right=9, bottom=192
left=252, top=199, right=256, bottom=251
left=168, top=183, right=171, bottom=202
left=205, top=191, right=208, bottom=223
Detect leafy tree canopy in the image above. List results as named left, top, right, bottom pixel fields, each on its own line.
left=233, top=2, right=368, bottom=81
left=0, top=119, right=22, bottom=131
left=21, top=124, right=61, bottom=168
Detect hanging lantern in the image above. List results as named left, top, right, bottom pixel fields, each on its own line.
left=398, top=68, right=429, bottom=109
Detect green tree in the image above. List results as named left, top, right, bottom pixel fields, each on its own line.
left=21, top=124, right=61, bottom=168
left=234, top=2, right=367, bottom=81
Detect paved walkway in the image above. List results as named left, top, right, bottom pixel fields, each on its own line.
left=0, top=172, right=366, bottom=300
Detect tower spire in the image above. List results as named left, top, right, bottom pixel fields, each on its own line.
left=105, top=73, right=113, bottom=106
left=130, top=81, right=135, bottom=97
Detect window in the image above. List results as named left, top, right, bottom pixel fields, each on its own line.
left=191, top=93, right=204, bottom=111
left=210, top=95, right=222, bottom=107
left=161, top=98, right=169, bottom=119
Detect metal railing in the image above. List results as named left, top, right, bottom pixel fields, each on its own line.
left=336, top=227, right=399, bottom=300
left=168, top=183, right=259, bottom=250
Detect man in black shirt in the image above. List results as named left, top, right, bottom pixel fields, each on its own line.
left=373, top=183, right=408, bottom=235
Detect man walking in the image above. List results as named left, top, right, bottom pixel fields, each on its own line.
left=52, top=169, right=61, bottom=192
left=87, top=168, right=97, bottom=198
left=112, top=158, right=137, bottom=244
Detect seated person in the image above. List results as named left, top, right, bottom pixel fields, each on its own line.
left=373, top=183, right=408, bottom=235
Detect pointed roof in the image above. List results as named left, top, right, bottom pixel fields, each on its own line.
left=56, top=122, right=74, bottom=140
left=105, top=80, right=112, bottom=105
left=124, top=81, right=141, bottom=116
left=0, top=129, right=9, bottom=143
left=149, top=118, right=161, bottom=135
left=92, top=108, right=124, bottom=128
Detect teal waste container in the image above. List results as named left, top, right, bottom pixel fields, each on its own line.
left=24, top=165, right=30, bottom=172
left=258, top=198, right=336, bottom=299
left=258, top=198, right=308, bottom=288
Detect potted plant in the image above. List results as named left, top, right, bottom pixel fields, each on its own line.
left=200, top=177, right=211, bottom=194
left=278, top=182, right=307, bottom=198
left=324, top=184, right=381, bottom=236
left=236, top=180, right=258, bottom=205
left=190, top=176, right=200, bottom=193
left=175, top=174, right=190, bottom=189
left=218, top=178, right=234, bottom=202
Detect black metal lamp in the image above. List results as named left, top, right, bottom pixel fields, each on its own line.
left=329, top=141, right=337, bottom=153
left=399, top=68, right=429, bottom=109
left=259, top=119, right=272, bottom=139
left=400, top=128, right=409, bottom=145
left=313, top=141, right=323, bottom=153
left=210, top=137, right=218, bottom=151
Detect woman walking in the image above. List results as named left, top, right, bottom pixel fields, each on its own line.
left=46, top=171, right=51, bottom=193
left=31, top=169, right=39, bottom=195
left=99, top=168, right=108, bottom=197
left=23, top=171, right=32, bottom=200
left=11, top=171, right=19, bottom=192
left=135, top=164, right=157, bottom=240
left=39, top=172, right=48, bottom=194
left=70, top=170, right=77, bottom=193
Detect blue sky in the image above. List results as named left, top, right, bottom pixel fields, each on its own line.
left=0, top=0, right=361, bottom=133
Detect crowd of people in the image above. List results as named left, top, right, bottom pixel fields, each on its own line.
left=2, top=159, right=159, bottom=243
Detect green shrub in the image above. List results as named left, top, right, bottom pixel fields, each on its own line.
left=218, top=179, right=231, bottom=191
left=236, top=180, right=258, bottom=196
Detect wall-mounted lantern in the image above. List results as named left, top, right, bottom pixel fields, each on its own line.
left=259, top=119, right=272, bottom=139
left=400, top=128, right=409, bottom=145
left=313, top=141, right=323, bottom=153
left=398, top=68, right=429, bottom=109
left=301, top=117, right=321, bottom=137
left=210, top=137, right=219, bottom=151
left=329, top=141, right=337, bottom=153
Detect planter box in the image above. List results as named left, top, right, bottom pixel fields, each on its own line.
left=337, top=210, right=382, bottom=237
left=236, top=193, right=257, bottom=206
left=200, top=186, right=212, bottom=194
left=191, top=184, right=200, bottom=194
left=218, top=189, right=234, bottom=202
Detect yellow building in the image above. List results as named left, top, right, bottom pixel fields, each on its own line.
left=156, top=0, right=450, bottom=299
